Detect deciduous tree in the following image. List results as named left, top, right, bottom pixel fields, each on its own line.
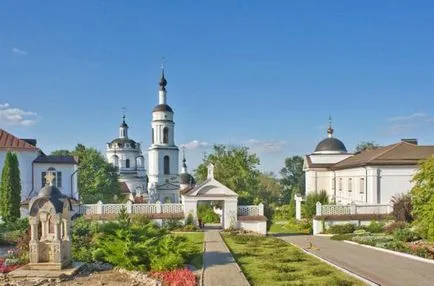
left=280, top=156, right=305, bottom=203
left=410, top=156, right=434, bottom=241
left=355, top=141, right=379, bottom=153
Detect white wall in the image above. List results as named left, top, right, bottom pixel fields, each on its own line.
left=238, top=220, right=267, bottom=235
left=0, top=150, right=40, bottom=200
left=33, top=163, right=79, bottom=199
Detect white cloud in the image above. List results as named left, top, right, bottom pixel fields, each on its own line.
left=181, top=140, right=209, bottom=150
left=12, top=47, right=28, bottom=56
left=387, top=112, right=427, bottom=122
left=246, top=139, right=286, bottom=154
left=0, top=102, right=38, bottom=126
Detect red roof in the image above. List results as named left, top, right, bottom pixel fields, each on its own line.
left=0, top=129, right=40, bottom=151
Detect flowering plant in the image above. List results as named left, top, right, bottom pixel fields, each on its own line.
left=151, top=268, right=196, bottom=286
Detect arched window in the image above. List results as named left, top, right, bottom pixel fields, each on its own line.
left=126, top=159, right=130, bottom=168
left=163, top=127, right=169, bottom=144
left=152, top=128, right=155, bottom=144
left=164, top=155, right=170, bottom=174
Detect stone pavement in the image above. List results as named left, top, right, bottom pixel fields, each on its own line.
left=203, top=227, right=250, bottom=286
left=279, top=235, right=434, bottom=286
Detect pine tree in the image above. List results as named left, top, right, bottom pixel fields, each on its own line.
left=0, top=152, right=22, bottom=222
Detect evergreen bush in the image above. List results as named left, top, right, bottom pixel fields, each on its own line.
left=0, top=152, right=21, bottom=223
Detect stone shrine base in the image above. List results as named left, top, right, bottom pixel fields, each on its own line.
left=7, top=262, right=84, bottom=279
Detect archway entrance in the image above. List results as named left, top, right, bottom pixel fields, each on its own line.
left=197, top=200, right=224, bottom=229
left=181, top=164, right=238, bottom=230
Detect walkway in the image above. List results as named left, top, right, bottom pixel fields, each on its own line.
left=279, top=235, right=434, bottom=286
left=203, top=227, right=250, bottom=286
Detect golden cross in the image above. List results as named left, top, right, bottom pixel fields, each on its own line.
left=45, top=172, right=55, bottom=186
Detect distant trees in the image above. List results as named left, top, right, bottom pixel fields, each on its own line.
left=355, top=141, right=379, bottom=153
left=0, top=152, right=22, bottom=222
left=51, top=144, right=121, bottom=203
left=410, top=156, right=434, bottom=241
left=194, top=145, right=261, bottom=204
left=280, top=156, right=305, bottom=203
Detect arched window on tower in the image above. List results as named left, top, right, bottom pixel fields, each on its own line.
left=152, top=128, right=155, bottom=144
left=163, top=127, right=169, bottom=144
left=164, top=156, right=170, bottom=175
left=126, top=159, right=130, bottom=168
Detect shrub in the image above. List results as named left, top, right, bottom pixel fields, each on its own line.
left=393, top=228, right=421, bottom=242
left=273, top=202, right=295, bottom=221
left=352, top=234, right=394, bottom=246
left=331, top=234, right=354, bottom=241
left=366, top=221, right=384, bottom=233
left=303, top=190, right=329, bottom=219
left=384, top=221, right=408, bottom=234
left=185, top=213, right=194, bottom=226
left=197, top=204, right=220, bottom=224
left=353, top=229, right=368, bottom=236
left=327, top=224, right=355, bottom=234
left=391, top=193, right=413, bottom=222
left=164, top=219, right=182, bottom=231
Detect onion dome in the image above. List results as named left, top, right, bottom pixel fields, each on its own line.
left=314, top=116, right=347, bottom=154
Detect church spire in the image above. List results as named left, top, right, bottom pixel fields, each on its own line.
left=327, top=116, right=334, bottom=138
left=181, top=148, right=187, bottom=173
left=119, top=113, right=129, bottom=139
left=158, top=61, right=167, bottom=104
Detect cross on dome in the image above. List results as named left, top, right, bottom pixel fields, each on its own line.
left=45, top=172, right=55, bottom=186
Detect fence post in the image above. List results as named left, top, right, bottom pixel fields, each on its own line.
left=295, top=194, right=303, bottom=220
left=156, top=201, right=162, bottom=213
left=97, top=200, right=103, bottom=214
left=258, top=203, right=264, bottom=216
left=126, top=200, right=133, bottom=214
left=387, top=203, right=393, bottom=214
left=316, top=202, right=322, bottom=216
left=350, top=201, right=357, bottom=215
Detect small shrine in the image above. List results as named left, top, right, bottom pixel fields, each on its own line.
left=27, top=171, right=72, bottom=270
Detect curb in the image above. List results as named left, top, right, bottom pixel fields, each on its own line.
left=218, top=232, right=251, bottom=286
left=200, top=240, right=205, bottom=286
left=343, top=240, right=434, bottom=265
left=286, top=242, right=379, bottom=286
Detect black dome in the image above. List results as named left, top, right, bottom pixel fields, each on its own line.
left=120, top=122, right=128, bottom=128
left=314, top=137, right=347, bottom=153
left=153, top=104, right=173, bottom=113
left=179, top=173, right=196, bottom=185
left=109, top=138, right=137, bottom=148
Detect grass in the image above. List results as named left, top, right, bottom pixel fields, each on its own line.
left=269, top=219, right=311, bottom=235
left=222, top=233, right=365, bottom=286
left=173, top=232, right=204, bottom=270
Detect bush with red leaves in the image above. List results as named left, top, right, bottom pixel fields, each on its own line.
left=151, top=268, right=196, bottom=286
left=0, top=258, right=22, bottom=273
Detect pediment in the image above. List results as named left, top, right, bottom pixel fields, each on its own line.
left=183, top=178, right=238, bottom=197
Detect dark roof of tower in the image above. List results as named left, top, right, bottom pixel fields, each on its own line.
left=109, top=138, right=137, bottom=148
left=29, top=185, right=71, bottom=216
left=179, top=173, right=196, bottom=185
left=153, top=104, right=173, bottom=113
left=314, top=137, right=347, bottom=153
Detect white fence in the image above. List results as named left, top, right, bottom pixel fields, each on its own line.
left=238, top=203, right=264, bottom=216
left=315, top=202, right=393, bottom=216
left=78, top=200, right=184, bottom=215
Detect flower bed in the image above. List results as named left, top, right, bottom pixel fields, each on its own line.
left=151, top=268, right=196, bottom=286
left=0, top=248, right=24, bottom=273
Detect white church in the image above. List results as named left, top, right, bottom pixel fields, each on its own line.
left=304, top=118, right=434, bottom=205
left=106, top=68, right=195, bottom=203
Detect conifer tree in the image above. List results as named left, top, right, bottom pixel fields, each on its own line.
left=0, top=152, right=22, bottom=222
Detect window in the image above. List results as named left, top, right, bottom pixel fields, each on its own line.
left=126, top=159, right=130, bottom=168
left=152, top=128, right=154, bottom=144
left=164, top=155, right=170, bottom=174
left=163, top=127, right=169, bottom=144
left=360, top=178, right=365, bottom=194
left=41, top=170, right=62, bottom=188
left=348, top=178, right=352, bottom=192
left=338, top=178, right=342, bottom=192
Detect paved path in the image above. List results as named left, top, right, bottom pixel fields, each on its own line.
left=279, top=235, right=434, bottom=286
left=203, top=228, right=250, bottom=286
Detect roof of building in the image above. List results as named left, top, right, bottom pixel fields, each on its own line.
left=305, top=155, right=337, bottom=169
left=179, top=172, right=196, bottom=185
left=120, top=182, right=130, bottom=194
left=0, top=129, right=40, bottom=151
left=331, top=141, right=434, bottom=170
left=314, top=137, right=347, bottom=153
left=109, top=138, right=137, bottom=148
left=34, top=155, right=78, bottom=164
left=152, top=104, right=173, bottom=113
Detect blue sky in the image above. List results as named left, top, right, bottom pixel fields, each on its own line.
left=1, top=1, right=434, bottom=174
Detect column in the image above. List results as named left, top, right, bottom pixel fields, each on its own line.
left=295, top=194, right=302, bottom=221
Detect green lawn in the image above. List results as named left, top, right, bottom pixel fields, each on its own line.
left=269, top=219, right=311, bottom=235
left=174, top=232, right=204, bottom=270
left=222, top=234, right=364, bottom=286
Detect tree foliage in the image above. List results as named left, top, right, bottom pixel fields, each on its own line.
left=355, top=141, right=379, bottom=153
left=410, top=156, right=434, bottom=241
left=50, top=149, right=73, bottom=156
left=194, top=145, right=261, bottom=204
left=257, top=172, right=282, bottom=205
left=280, top=156, right=305, bottom=202
left=73, top=144, right=121, bottom=203
left=302, top=190, right=329, bottom=220
left=0, top=152, right=21, bottom=222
